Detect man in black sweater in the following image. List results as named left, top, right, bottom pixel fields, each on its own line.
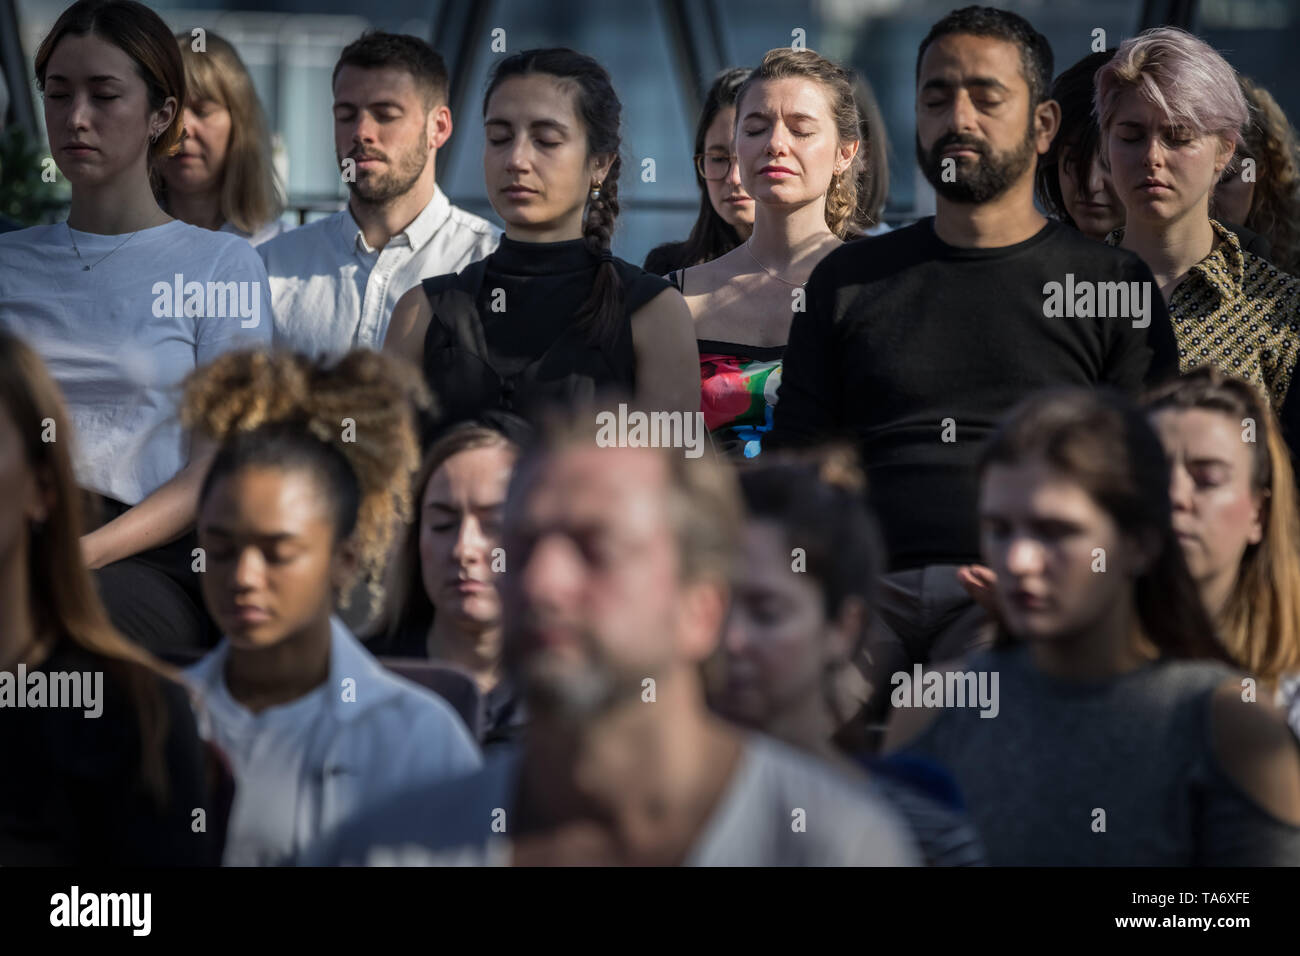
left=769, top=6, right=1178, bottom=713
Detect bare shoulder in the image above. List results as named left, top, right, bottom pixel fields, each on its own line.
left=1210, top=676, right=1300, bottom=825
left=383, top=285, right=434, bottom=364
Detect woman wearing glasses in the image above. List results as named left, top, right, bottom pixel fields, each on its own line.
left=667, top=48, right=861, bottom=459
left=643, top=68, right=754, bottom=276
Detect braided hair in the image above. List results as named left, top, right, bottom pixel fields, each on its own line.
left=181, top=349, right=432, bottom=611
left=485, top=48, right=626, bottom=348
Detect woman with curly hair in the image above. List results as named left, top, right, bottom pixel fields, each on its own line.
left=1214, top=77, right=1300, bottom=276
left=180, top=349, right=481, bottom=866
left=669, top=48, right=861, bottom=459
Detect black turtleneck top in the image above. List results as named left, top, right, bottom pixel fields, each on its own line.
left=419, top=236, right=670, bottom=432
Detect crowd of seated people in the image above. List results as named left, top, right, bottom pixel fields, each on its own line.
left=2, top=0, right=1300, bottom=867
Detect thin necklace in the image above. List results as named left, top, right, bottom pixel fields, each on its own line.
left=743, top=239, right=806, bottom=288
left=67, top=222, right=140, bottom=271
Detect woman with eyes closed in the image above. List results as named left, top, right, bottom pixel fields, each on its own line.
left=160, top=31, right=286, bottom=246
left=385, top=48, right=699, bottom=436
left=180, top=349, right=481, bottom=866
left=889, top=388, right=1300, bottom=866
left=643, top=67, right=755, bottom=276
left=1145, top=368, right=1300, bottom=737
left=0, top=0, right=270, bottom=657
left=371, top=417, right=528, bottom=747
left=667, top=48, right=861, bottom=460
left=1097, top=27, right=1300, bottom=413
left=1036, top=50, right=1123, bottom=243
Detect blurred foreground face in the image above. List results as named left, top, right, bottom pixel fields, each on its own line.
left=420, top=444, right=516, bottom=629
left=1059, top=142, right=1123, bottom=240
left=43, top=33, right=158, bottom=189
left=484, top=74, right=594, bottom=232
left=711, top=520, right=833, bottom=726
left=1106, top=90, right=1228, bottom=229
left=198, top=467, right=340, bottom=648
left=333, top=65, right=431, bottom=204
left=500, top=446, right=685, bottom=720
left=164, top=98, right=232, bottom=195
left=701, top=106, right=754, bottom=231
left=979, top=458, right=1131, bottom=641
left=1150, top=408, right=1262, bottom=597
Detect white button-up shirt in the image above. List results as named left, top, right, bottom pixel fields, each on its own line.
left=260, top=185, right=499, bottom=356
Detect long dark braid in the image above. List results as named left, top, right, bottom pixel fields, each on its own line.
left=486, top=48, right=626, bottom=348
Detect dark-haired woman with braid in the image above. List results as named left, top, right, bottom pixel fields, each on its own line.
left=180, top=349, right=481, bottom=866
left=0, top=331, right=215, bottom=865
left=385, top=48, right=699, bottom=436
left=889, top=388, right=1300, bottom=865
left=670, top=48, right=861, bottom=459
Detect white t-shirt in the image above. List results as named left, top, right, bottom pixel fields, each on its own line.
left=186, top=617, right=483, bottom=867
left=317, top=733, right=922, bottom=866
left=0, top=220, right=271, bottom=505
left=259, top=185, right=499, bottom=357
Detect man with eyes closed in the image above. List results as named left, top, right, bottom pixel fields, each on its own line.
left=768, top=5, right=1179, bottom=720
left=260, top=31, right=499, bottom=357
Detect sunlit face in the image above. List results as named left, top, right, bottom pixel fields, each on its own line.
left=1214, top=158, right=1255, bottom=227
left=484, top=74, right=610, bottom=234
left=198, top=467, right=353, bottom=649
left=736, top=77, right=855, bottom=210
left=915, top=33, right=1046, bottom=203
left=700, top=105, right=754, bottom=230
left=980, top=458, right=1137, bottom=642
left=1059, top=140, right=1123, bottom=240
left=42, top=33, right=174, bottom=189
left=709, top=521, right=844, bottom=727
left=333, top=65, right=433, bottom=205
left=1105, top=89, right=1233, bottom=228
left=1150, top=408, right=1263, bottom=605
left=0, top=402, right=49, bottom=571
left=419, top=444, right=516, bottom=630
left=500, top=446, right=704, bottom=721
left=163, top=96, right=231, bottom=195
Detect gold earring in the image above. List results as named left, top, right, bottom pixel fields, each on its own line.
left=590, top=181, right=602, bottom=202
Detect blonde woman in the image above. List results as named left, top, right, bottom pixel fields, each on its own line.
left=669, top=48, right=860, bottom=459
left=161, top=30, right=285, bottom=245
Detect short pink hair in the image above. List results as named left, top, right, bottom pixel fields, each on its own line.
left=1094, top=27, right=1247, bottom=149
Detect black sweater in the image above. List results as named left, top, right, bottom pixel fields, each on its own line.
left=768, top=217, right=1179, bottom=570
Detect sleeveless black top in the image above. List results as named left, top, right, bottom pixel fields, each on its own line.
left=419, top=237, right=670, bottom=435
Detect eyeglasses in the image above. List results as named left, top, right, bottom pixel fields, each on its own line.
left=694, top=152, right=738, bottom=181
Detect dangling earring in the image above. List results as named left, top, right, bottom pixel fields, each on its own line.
left=590, top=181, right=602, bottom=203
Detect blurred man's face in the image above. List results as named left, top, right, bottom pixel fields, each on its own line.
left=915, top=33, right=1044, bottom=204
left=500, top=446, right=691, bottom=722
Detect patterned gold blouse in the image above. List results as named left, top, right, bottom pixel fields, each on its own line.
left=1109, top=220, right=1300, bottom=409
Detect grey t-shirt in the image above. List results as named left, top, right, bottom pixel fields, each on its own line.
left=312, top=733, right=920, bottom=866
left=905, top=645, right=1300, bottom=866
